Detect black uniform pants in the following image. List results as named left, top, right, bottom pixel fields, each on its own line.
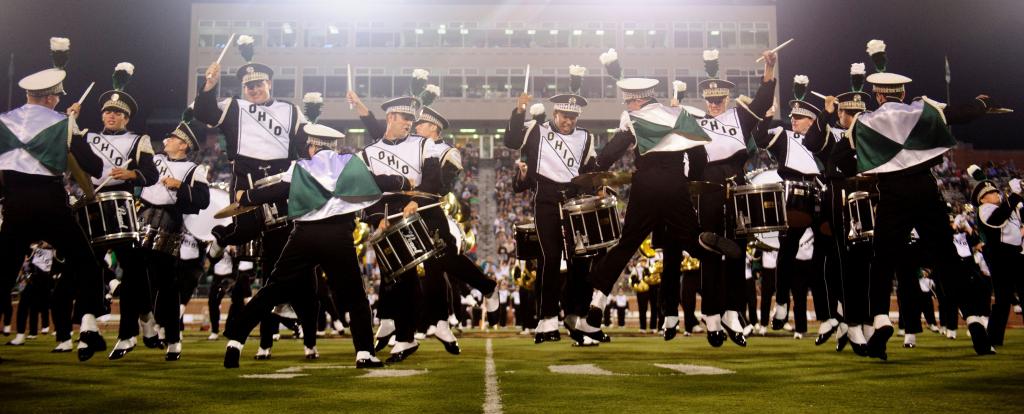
left=516, top=288, right=537, bottom=329
left=636, top=290, right=652, bottom=330
left=759, top=267, right=777, bottom=326
left=225, top=214, right=374, bottom=353
left=681, top=269, right=701, bottom=330
left=420, top=208, right=496, bottom=325
left=985, top=243, right=1023, bottom=345
left=870, top=172, right=986, bottom=321
left=532, top=181, right=575, bottom=320
left=113, top=245, right=153, bottom=340
left=589, top=154, right=706, bottom=297
left=149, top=252, right=184, bottom=343
left=699, top=162, right=747, bottom=316
left=0, top=174, right=105, bottom=332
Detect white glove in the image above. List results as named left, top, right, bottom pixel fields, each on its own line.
left=618, top=110, right=632, bottom=132
left=1010, top=178, right=1021, bottom=195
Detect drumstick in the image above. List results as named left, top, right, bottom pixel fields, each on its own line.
left=755, top=38, right=794, bottom=62
left=385, top=201, right=443, bottom=220
left=76, top=82, right=95, bottom=107
left=347, top=64, right=354, bottom=110
left=811, top=91, right=827, bottom=100
left=93, top=158, right=134, bottom=194
left=207, top=33, right=236, bottom=80
left=523, top=64, right=530, bottom=95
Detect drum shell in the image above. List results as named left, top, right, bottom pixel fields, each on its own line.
left=731, top=183, right=787, bottom=235
left=561, top=196, right=621, bottom=256
left=514, top=222, right=540, bottom=260
left=74, top=191, right=139, bottom=246
left=369, top=214, right=442, bottom=282
left=236, top=238, right=262, bottom=261
left=137, top=206, right=183, bottom=256
left=846, top=191, right=877, bottom=241
left=784, top=181, right=818, bottom=229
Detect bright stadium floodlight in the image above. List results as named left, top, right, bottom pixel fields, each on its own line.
left=497, top=128, right=506, bottom=133
left=595, top=30, right=605, bottom=35
left=328, top=25, right=339, bottom=35
left=648, top=30, right=657, bottom=35
left=549, top=29, right=559, bottom=35
left=460, top=128, right=477, bottom=133
left=415, top=28, right=424, bottom=35
left=283, top=23, right=293, bottom=35
left=505, top=29, right=514, bottom=35
left=573, top=30, right=583, bottom=36
left=625, top=30, right=635, bottom=36
left=711, top=30, right=720, bottom=35
left=527, top=29, right=536, bottom=35
left=438, top=28, right=447, bottom=35
left=349, top=128, right=365, bottom=133
left=460, top=28, right=470, bottom=35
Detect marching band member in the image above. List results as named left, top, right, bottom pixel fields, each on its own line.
left=0, top=38, right=108, bottom=361
left=224, top=98, right=403, bottom=368
left=111, top=110, right=209, bottom=361
left=850, top=39, right=995, bottom=359
left=970, top=167, right=1022, bottom=347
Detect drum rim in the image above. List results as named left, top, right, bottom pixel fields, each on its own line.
left=847, top=190, right=873, bottom=200
left=731, top=183, right=785, bottom=194
left=379, top=246, right=441, bottom=280
left=92, top=231, right=139, bottom=244
left=574, top=239, right=619, bottom=255
left=514, top=222, right=537, bottom=231
left=253, top=172, right=287, bottom=187
left=91, top=191, right=135, bottom=203
left=561, top=195, right=617, bottom=213
left=736, top=225, right=788, bottom=235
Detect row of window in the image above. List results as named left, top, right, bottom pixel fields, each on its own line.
left=197, top=21, right=771, bottom=50
left=196, top=68, right=766, bottom=102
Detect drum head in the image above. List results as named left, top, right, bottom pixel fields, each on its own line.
left=749, top=169, right=783, bottom=185
left=185, top=187, right=232, bottom=242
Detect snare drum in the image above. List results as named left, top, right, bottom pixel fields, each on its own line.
left=369, top=213, right=444, bottom=282
left=785, top=181, right=819, bottom=229
left=561, top=195, right=621, bottom=256
left=846, top=191, right=877, bottom=241
left=137, top=206, right=183, bottom=256
left=252, top=173, right=290, bottom=231
left=74, top=191, right=139, bottom=246
left=513, top=221, right=540, bottom=260
left=731, top=182, right=787, bottom=235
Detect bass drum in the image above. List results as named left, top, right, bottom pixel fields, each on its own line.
left=184, top=183, right=232, bottom=243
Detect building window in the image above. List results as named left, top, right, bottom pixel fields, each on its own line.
left=442, top=71, right=463, bottom=98
left=273, top=78, right=296, bottom=99
left=305, top=24, right=347, bottom=48
left=325, top=73, right=348, bottom=98
left=267, top=22, right=298, bottom=48
left=302, top=73, right=325, bottom=95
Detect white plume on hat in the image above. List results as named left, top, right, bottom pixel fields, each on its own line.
left=793, top=75, right=809, bottom=85
left=703, top=49, right=719, bottom=61
left=412, top=68, right=430, bottom=80
left=598, top=48, right=618, bottom=65
left=673, top=80, right=687, bottom=92
left=425, top=84, right=440, bottom=96
left=303, top=92, right=323, bottom=104
left=49, top=37, right=69, bottom=52
left=115, top=62, right=135, bottom=76
left=529, top=103, right=546, bottom=116
left=850, top=63, right=866, bottom=75
left=569, top=65, right=587, bottom=76
left=866, top=39, right=886, bottom=55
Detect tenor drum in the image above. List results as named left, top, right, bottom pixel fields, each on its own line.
left=252, top=173, right=290, bottom=231
left=561, top=195, right=621, bottom=256
left=74, top=191, right=139, bottom=246
left=785, top=181, right=819, bottom=229
left=137, top=206, right=183, bottom=256
left=236, top=239, right=262, bottom=262
left=731, top=182, right=787, bottom=235
left=369, top=213, right=444, bottom=282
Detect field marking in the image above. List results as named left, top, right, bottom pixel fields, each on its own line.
left=241, top=373, right=310, bottom=379
left=653, top=364, right=734, bottom=375
left=484, top=338, right=503, bottom=414
left=548, top=364, right=620, bottom=376
left=359, top=369, right=428, bottom=378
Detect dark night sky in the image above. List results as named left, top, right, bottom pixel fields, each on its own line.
left=2, top=0, right=1022, bottom=147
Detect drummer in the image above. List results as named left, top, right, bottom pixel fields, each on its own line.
left=750, top=77, right=839, bottom=342
left=110, top=108, right=210, bottom=361
left=503, top=79, right=611, bottom=346
left=349, top=85, right=498, bottom=354
left=224, top=105, right=402, bottom=369
left=584, top=76, right=742, bottom=338
left=811, top=63, right=875, bottom=355
left=195, top=37, right=312, bottom=360
left=0, top=43, right=110, bottom=361
left=76, top=63, right=160, bottom=358
left=357, top=96, right=455, bottom=363
left=690, top=49, right=778, bottom=348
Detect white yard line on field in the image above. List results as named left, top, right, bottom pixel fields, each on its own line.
left=483, top=338, right=503, bottom=414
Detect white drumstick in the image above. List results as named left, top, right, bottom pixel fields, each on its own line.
left=811, top=91, right=827, bottom=100
left=386, top=201, right=442, bottom=220
left=755, top=38, right=794, bottom=62
left=207, top=33, right=236, bottom=79
left=523, top=64, right=530, bottom=95
left=93, top=158, right=134, bottom=194
left=75, top=82, right=95, bottom=107
left=347, top=64, right=354, bottom=110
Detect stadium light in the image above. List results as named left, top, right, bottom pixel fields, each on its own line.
left=328, top=25, right=339, bottom=35
left=415, top=28, right=424, bottom=35
left=349, top=128, right=365, bottom=133
left=549, top=29, right=559, bottom=35
left=505, top=29, right=514, bottom=35
left=595, top=30, right=605, bottom=35
left=648, top=30, right=657, bottom=35
left=527, top=29, right=536, bottom=35
left=625, top=30, right=635, bottom=36
left=573, top=30, right=583, bottom=36
left=460, top=128, right=477, bottom=133
left=460, top=28, right=470, bottom=35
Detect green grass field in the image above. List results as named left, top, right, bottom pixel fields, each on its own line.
left=2, top=328, right=1023, bottom=413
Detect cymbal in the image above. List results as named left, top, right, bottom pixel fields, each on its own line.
left=987, top=107, right=1014, bottom=114
left=213, top=202, right=257, bottom=219
left=571, top=171, right=632, bottom=188
left=689, top=181, right=724, bottom=195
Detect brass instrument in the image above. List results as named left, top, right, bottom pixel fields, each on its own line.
left=681, top=255, right=701, bottom=271
left=639, top=236, right=656, bottom=258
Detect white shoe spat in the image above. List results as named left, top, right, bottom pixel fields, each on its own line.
left=434, top=321, right=457, bottom=343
